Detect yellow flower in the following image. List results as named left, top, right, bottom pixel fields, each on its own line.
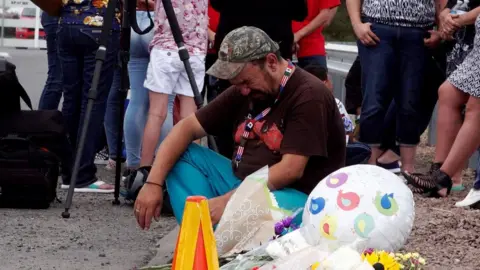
left=311, top=262, right=320, bottom=270
left=419, top=258, right=426, bottom=265
left=404, top=253, right=411, bottom=259
left=412, top=252, right=420, bottom=258
left=363, top=251, right=401, bottom=270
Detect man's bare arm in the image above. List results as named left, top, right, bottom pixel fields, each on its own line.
left=146, top=115, right=207, bottom=186
left=31, top=0, right=62, bottom=16
left=267, top=154, right=309, bottom=190
left=294, top=8, right=336, bottom=41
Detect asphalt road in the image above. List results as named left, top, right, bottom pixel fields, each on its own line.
left=0, top=48, right=177, bottom=270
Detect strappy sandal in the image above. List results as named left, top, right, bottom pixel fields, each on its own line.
left=402, top=170, right=452, bottom=198
left=429, top=162, right=442, bottom=174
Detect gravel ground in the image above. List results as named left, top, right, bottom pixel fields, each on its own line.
left=403, top=135, right=478, bottom=269
left=0, top=167, right=177, bottom=270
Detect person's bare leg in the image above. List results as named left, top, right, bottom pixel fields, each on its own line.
left=452, top=163, right=466, bottom=187
left=140, top=91, right=169, bottom=167
left=433, top=82, right=468, bottom=164
left=439, top=96, right=480, bottom=196
left=368, top=147, right=384, bottom=165
left=177, top=94, right=200, bottom=143
left=400, top=146, right=416, bottom=173
left=377, top=149, right=400, bottom=164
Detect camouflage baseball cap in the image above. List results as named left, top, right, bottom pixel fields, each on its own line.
left=206, top=26, right=280, bottom=80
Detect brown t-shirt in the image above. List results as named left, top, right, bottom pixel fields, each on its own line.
left=195, top=68, right=346, bottom=194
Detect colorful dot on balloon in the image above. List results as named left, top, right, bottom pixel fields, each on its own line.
left=309, top=197, right=326, bottom=215
left=326, top=172, right=348, bottom=188
left=374, top=191, right=399, bottom=216
left=319, top=215, right=338, bottom=240
left=353, top=213, right=375, bottom=238
left=336, top=190, right=360, bottom=211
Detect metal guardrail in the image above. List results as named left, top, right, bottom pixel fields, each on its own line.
left=325, top=43, right=478, bottom=170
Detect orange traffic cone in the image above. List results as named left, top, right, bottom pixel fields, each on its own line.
left=172, top=196, right=219, bottom=270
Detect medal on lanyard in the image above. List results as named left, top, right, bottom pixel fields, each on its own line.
left=232, top=61, right=295, bottom=170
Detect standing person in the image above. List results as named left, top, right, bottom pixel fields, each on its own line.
left=38, top=12, right=62, bottom=110
left=123, top=5, right=176, bottom=177
left=404, top=8, right=480, bottom=199
left=55, top=0, right=121, bottom=192
left=346, top=0, right=441, bottom=173
left=292, top=0, right=340, bottom=68
left=139, top=0, right=208, bottom=169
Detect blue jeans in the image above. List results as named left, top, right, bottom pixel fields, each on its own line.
left=124, top=11, right=174, bottom=168
left=297, top=55, right=327, bottom=69
left=57, top=24, right=120, bottom=186
left=166, top=144, right=308, bottom=226
left=38, top=12, right=62, bottom=110
left=358, top=21, right=428, bottom=146
left=346, top=142, right=371, bottom=166
left=380, top=47, right=444, bottom=154
left=104, top=66, right=125, bottom=160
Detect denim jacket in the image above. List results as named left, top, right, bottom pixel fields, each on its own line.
left=59, top=0, right=121, bottom=30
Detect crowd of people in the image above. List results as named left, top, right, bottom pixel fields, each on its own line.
left=31, top=0, right=480, bottom=228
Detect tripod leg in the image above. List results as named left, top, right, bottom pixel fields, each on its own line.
left=62, top=47, right=108, bottom=218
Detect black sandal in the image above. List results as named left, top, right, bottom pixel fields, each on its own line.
left=429, top=162, right=442, bottom=174
left=402, top=170, right=452, bottom=197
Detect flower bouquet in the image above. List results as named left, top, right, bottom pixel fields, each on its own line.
left=362, top=249, right=426, bottom=270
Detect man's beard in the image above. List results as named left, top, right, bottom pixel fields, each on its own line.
left=248, top=72, right=277, bottom=102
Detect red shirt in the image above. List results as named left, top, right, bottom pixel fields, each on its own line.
left=292, top=0, right=340, bottom=58
left=208, top=3, right=220, bottom=54
left=208, top=3, right=220, bottom=32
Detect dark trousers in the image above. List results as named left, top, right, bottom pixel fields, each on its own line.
left=380, top=46, right=446, bottom=154
left=57, top=24, right=119, bottom=186
left=346, top=142, right=371, bottom=166
left=38, top=12, right=62, bottom=110
left=358, top=21, right=428, bottom=146
left=104, top=66, right=125, bottom=160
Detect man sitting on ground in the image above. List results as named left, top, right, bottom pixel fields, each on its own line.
left=134, top=27, right=346, bottom=230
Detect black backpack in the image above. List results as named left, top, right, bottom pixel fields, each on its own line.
left=0, top=58, right=70, bottom=209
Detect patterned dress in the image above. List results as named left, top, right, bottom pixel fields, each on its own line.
left=448, top=15, right=480, bottom=98
left=445, top=0, right=480, bottom=76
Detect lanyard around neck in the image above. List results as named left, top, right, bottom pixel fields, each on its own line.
left=232, top=61, right=295, bottom=170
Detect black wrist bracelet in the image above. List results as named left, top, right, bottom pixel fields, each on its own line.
left=145, top=181, right=163, bottom=188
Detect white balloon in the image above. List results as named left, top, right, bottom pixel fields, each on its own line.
left=302, top=164, right=415, bottom=252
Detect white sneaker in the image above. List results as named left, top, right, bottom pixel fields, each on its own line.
left=455, top=188, right=480, bottom=207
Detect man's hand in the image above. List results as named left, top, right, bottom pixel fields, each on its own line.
left=208, top=194, right=230, bottom=225
left=293, top=32, right=301, bottom=44
left=424, top=30, right=442, bottom=48
left=134, top=183, right=164, bottom=230
left=353, top=22, right=380, bottom=46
